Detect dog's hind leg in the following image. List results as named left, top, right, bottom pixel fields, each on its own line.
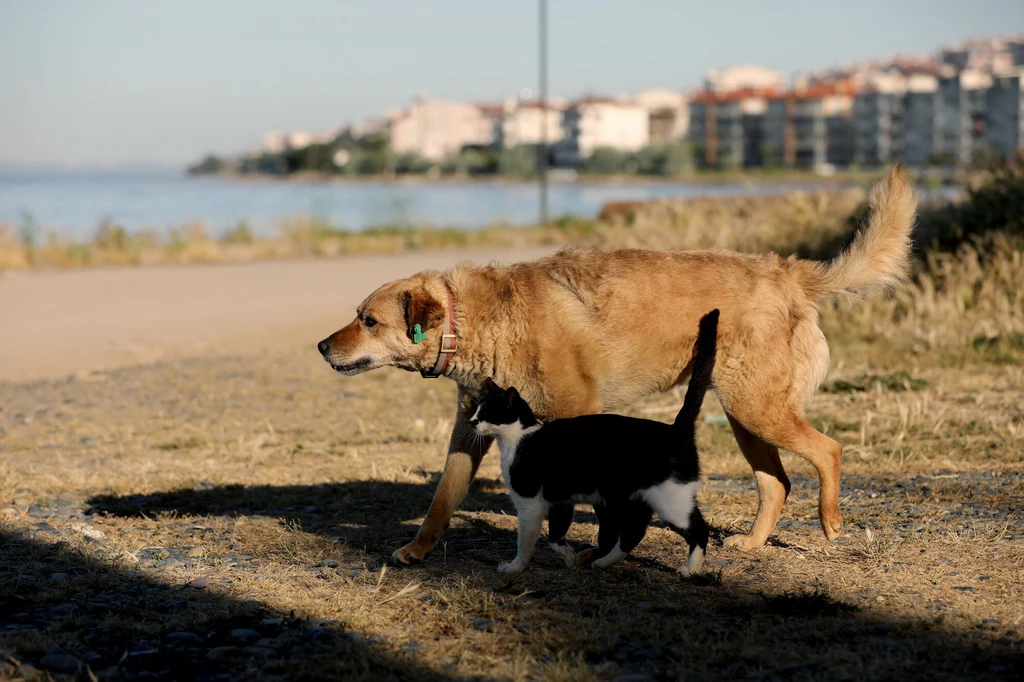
left=547, top=502, right=576, bottom=568
left=722, top=415, right=792, bottom=550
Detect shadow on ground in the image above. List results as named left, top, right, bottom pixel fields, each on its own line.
left=72, top=480, right=1024, bottom=681
left=0, top=529, right=461, bottom=681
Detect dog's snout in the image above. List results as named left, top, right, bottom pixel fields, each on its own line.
left=317, top=339, right=330, bottom=356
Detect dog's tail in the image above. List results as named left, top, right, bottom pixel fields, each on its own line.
left=793, top=165, right=917, bottom=301
left=674, top=309, right=719, bottom=431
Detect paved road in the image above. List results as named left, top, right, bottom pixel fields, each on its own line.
left=0, top=247, right=555, bottom=382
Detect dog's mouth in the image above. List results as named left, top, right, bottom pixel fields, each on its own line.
left=327, top=357, right=373, bottom=375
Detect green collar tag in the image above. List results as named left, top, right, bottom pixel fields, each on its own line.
left=412, top=324, right=427, bottom=344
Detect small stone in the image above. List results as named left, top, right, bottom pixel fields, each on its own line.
left=876, top=596, right=885, bottom=602
left=154, top=558, right=179, bottom=570
left=27, top=505, right=48, bottom=518
left=230, top=628, right=260, bottom=643
left=401, top=640, right=423, bottom=653
left=514, top=622, right=533, bottom=633
left=188, top=576, right=209, bottom=589
left=952, top=585, right=974, bottom=592
left=634, top=602, right=652, bottom=611
left=165, top=632, right=203, bottom=644
left=186, top=547, right=204, bottom=558
left=318, top=559, right=338, bottom=568
left=468, top=618, right=493, bottom=632
left=206, top=646, right=240, bottom=661
left=303, top=505, right=317, bottom=512
left=40, top=645, right=79, bottom=673
left=262, top=617, right=284, bottom=627
left=438, top=655, right=456, bottom=666
left=50, top=572, right=69, bottom=583
left=982, top=619, right=1001, bottom=625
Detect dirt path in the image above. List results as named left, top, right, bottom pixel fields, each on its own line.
left=0, top=247, right=555, bottom=383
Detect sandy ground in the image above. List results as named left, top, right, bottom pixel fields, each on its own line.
left=0, top=247, right=555, bottom=383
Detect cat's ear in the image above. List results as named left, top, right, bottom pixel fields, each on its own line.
left=505, top=386, right=520, bottom=407
left=482, top=378, right=502, bottom=395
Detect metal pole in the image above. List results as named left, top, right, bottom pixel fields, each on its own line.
left=538, top=0, right=549, bottom=226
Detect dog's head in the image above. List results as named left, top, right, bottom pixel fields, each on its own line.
left=317, top=273, right=448, bottom=376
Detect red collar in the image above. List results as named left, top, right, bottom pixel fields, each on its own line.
left=421, top=285, right=457, bottom=378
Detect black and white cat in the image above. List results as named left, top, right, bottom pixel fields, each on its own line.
left=472, top=309, right=719, bottom=575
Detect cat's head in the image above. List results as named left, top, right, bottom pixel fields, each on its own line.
left=470, top=378, right=536, bottom=437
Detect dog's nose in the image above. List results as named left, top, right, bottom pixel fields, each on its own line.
left=317, top=340, right=330, bottom=356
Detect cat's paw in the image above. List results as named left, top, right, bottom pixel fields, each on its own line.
left=549, top=542, right=576, bottom=569
left=497, top=561, right=525, bottom=574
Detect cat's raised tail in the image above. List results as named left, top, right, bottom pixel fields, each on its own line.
left=673, top=309, right=720, bottom=430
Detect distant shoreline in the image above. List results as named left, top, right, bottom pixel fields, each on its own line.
left=194, top=168, right=885, bottom=188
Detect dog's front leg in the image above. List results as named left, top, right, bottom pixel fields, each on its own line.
left=391, top=387, right=492, bottom=565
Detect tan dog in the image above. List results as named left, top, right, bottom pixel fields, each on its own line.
left=318, top=166, right=917, bottom=565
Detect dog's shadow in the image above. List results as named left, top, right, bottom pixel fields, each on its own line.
left=87, top=477, right=518, bottom=555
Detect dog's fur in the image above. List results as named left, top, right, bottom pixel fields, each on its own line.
left=318, top=166, right=917, bottom=565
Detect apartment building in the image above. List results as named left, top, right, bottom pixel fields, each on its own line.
left=389, top=95, right=495, bottom=161
left=853, top=72, right=908, bottom=167
left=934, top=69, right=993, bottom=166
left=630, top=88, right=689, bottom=145
left=902, top=73, right=941, bottom=166
left=552, top=97, right=649, bottom=166
left=987, top=69, right=1024, bottom=162
left=497, top=99, right=566, bottom=148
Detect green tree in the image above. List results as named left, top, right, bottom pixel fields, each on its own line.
left=499, top=145, right=538, bottom=177
left=582, top=147, right=628, bottom=174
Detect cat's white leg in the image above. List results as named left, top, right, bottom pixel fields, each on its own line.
left=549, top=542, right=576, bottom=568
left=499, top=494, right=547, bottom=574
left=591, top=540, right=629, bottom=569
left=679, top=544, right=705, bottom=576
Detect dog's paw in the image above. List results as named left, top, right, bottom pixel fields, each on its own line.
left=820, top=507, right=843, bottom=541
left=497, top=561, right=525, bottom=574
left=722, top=533, right=764, bottom=551
left=390, top=541, right=430, bottom=566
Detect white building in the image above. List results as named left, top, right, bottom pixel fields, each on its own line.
left=389, top=95, right=495, bottom=161
left=498, top=98, right=566, bottom=148
left=629, top=88, right=689, bottom=144
left=553, top=97, right=650, bottom=166
left=704, top=64, right=786, bottom=94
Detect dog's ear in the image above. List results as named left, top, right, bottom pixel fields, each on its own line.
left=402, top=287, right=444, bottom=342
left=505, top=386, right=520, bottom=406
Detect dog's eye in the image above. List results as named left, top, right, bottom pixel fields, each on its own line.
left=364, top=316, right=377, bottom=328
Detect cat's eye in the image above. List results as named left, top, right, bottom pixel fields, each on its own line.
left=364, top=316, right=378, bottom=328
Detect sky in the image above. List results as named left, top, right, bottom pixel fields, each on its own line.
left=1, top=0, right=1022, bottom=169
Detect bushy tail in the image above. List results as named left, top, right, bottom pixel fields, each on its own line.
left=793, top=165, right=917, bottom=301
left=674, top=309, right=719, bottom=430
